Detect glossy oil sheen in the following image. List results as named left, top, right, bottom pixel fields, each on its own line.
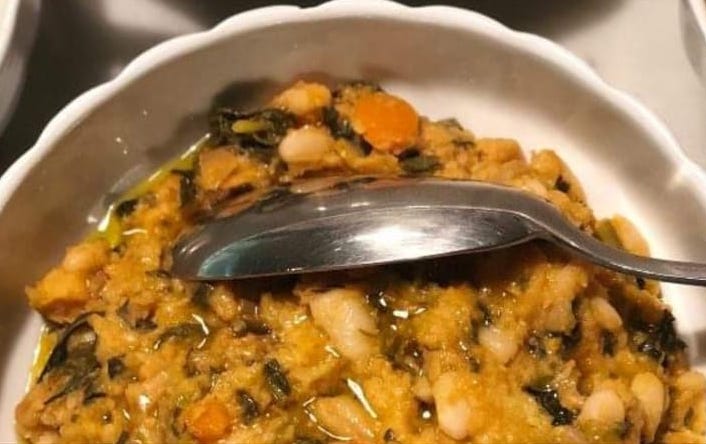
left=2, top=0, right=706, bottom=436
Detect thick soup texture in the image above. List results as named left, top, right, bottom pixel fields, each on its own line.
left=15, top=82, right=706, bottom=444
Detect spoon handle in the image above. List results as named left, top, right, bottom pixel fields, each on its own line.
left=565, top=234, right=706, bottom=286
left=537, top=210, right=706, bottom=285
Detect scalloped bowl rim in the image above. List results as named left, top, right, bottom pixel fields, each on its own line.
left=2, top=0, right=705, bottom=215
left=3, top=0, right=706, bottom=436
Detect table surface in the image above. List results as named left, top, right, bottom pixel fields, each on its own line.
left=1, top=0, right=705, bottom=172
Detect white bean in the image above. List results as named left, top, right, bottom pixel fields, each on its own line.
left=433, top=372, right=472, bottom=440
left=478, top=326, right=518, bottom=364
left=578, top=388, right=625, bottom=425
left=311, top=396, right=375, bottom=442
left=271, top=81, right=331, bottom=116
left=543, top=299, right=575, bottom=333
left=307, top=287, right=377, bottom=360
left=590, top=297, right=623, bottom=331
left=278, top=126, right=334, bottom=164
left=631, top=372, right=665, bottom=441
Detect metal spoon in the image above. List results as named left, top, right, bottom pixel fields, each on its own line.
left=171, top=176, right=706, bottom=285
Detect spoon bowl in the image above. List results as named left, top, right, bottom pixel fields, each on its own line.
left=172, top=177, right=706, bottom=285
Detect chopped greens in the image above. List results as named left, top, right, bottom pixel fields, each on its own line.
left=231, top=318, right=271, bottom=337
left=630, top=310, right=685, bottom=365
left=383, top=336, right=425, bottom=376
left=236, top=389, right=260, bottom=424
left=39, top=314, right=97, bottom=382
left=263, top=359, right=291, bottom=403
left=107, top=357, right=125, bottom=379
left=210, top=108, right=296, bottom=149
left=555, top=175, right=571, bottom=193
left=322, top=106, right=356, bottom=140
left=153, top=323, right=207, bottom=350
left=602, top=330, right=617, bottom=357
left=173, top=169, right=197, bottom=206
left=397, top=148, right=440, bottom=174
left=322, top=106, right=372, bottom=155
left=39, top=314, right=101, bottom=405
left=524, top=383, right=575, bottom=426
left=114, top=199, right=138, bottom=218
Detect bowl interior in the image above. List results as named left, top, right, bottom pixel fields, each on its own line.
left=2, top=4, right=706, bottom=436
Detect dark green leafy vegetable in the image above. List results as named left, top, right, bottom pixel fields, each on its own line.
left=559, top=299, right=582, bottom=357
left=40, top=315, right=102, bottom=404
left=366, top=289, right=391, bottom=312
left=322, top=106, right=355, bottom=139
left=210, top=108, right=296, bottom=150
left=153, top=323, right=207, bottom=350
left=39, top=313, right=96, bottom=382
left=114, top=199, right=138, bottom=217
left=263, top=359, right=291, bottom=403
left=107, top=357, right=125, bottom=379
left=602, top=330, right=617, bottom=356
left=560, top=323, right=582, bottom=357
left=397, top=149, right=440, bottom=175
left=135, top=317, right=158, bottom=331
left=83, top=382, right=107, bottom=405
left=630, top=310, right=685, bottom=365
left=524, top=383, right=575, bottom=426
left=321, top=106, right=372, bottom=155
left=383, top=336, right=424, bottom=376
left=117, top=302, right=157, bottom=331
left=219, top=182, right=256, bottom=203
left=231, top=318, right=271, bottom=337
left=436, top=118, right=475, bottom=148
left=236, top=389, right=260, bottom=424
left=554, top=175, right=571, bottom=193
left=173, top=169, right=197, bottom=206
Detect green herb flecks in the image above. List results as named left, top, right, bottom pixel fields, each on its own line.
left=263, top=359, right=291, bottom=403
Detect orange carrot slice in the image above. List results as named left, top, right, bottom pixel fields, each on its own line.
left=184, top=398, right=231, bottom=443
left=352, top=92, right=419, bottom=153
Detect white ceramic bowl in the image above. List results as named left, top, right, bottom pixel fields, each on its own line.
left=682, top=0, right=706, bottom=85
left=3, top=0, right=706, bottom=437
left=0, top=0, right=39, bottom=135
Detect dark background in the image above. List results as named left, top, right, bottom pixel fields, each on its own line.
left=0, top=0, right=623, bottom=172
